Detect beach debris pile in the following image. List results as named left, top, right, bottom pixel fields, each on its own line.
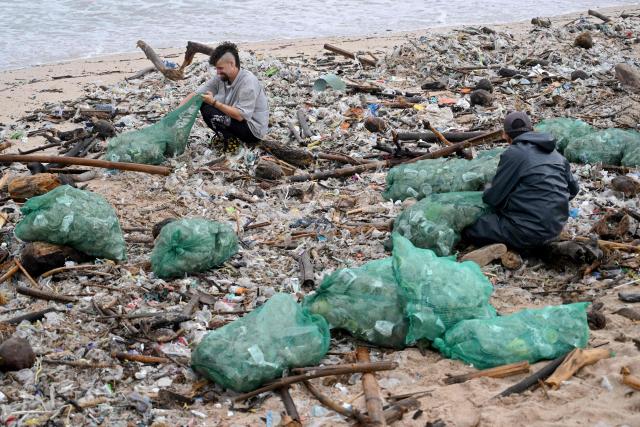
left=0, top=7, right=639, bottom=426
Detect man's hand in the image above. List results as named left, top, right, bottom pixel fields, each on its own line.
left=202, top=91, right=215, bottom=105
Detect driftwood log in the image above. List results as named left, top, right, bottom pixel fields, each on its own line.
left=136, top=40, right=215, bottom=81
left=259, top=139, right=314, bottom=168
left=497, top=353, right=568, bottom=397
left=324, top=44, right=376, bottom=67
left=0, top=154, right=171, bottom=176
left=545, top=348, right=611, bottom=389
left=8, top=173, right=63, bottom=202
left=21, top=242, right=91, bottom=277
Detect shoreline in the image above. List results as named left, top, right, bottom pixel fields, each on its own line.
left=2, top=5, right=639, bottom=125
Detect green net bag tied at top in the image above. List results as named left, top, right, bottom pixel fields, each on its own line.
left=433, top=302, right=590, bottom=369
left=392, top=234, right=495, bottom=345
left=383, top=149, right=504, bottom=201
left=303, top=257, right=408, bottom=349
left=14, top=185, right=126, bottom=261
left=105, top=94, right=203, bottom=164
left=393, top=191, right=491, bottom=256
left=534, top=118, right=593, bottom=153
left=150, top=218, right=238, bottom=279
left=191, top=293, right=330, bottom=392
left=564, top=129, right=640, bottom=165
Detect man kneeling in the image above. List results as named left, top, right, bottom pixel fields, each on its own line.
left=462, top=111, right=579, bottom=250
left=181, top=42, right=269, bottom=152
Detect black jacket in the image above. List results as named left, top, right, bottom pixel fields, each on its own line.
left=482, top=131, right=579, bottom=247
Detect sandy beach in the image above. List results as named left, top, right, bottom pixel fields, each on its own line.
left=1, top=4, right=640, bottom=427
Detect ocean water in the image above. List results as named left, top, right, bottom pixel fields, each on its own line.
left=0, top=0, right=638, bottom=70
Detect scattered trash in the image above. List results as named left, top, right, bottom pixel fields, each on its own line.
left=313, top=74, right=346, bottom=92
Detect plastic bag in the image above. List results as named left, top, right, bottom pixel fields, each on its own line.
left=105, top=94, right=203, bottom=164
left=303, top=257, right=408, bottom=349
left=392, top=234, right=495, bottom=344
left=150, top=218, right=238, bottom=279
left=564, top=129, right=639, bottom=165
left=14, top=185, right=126, bottom=261
left=393, top=191, right=491, bottom=256
left=191, top=293, right=330, bottom=392
left=534, top=118, right=593, bottom=153
left=433, top=302, right=590, bottom=369
left=383, top=149, right=504, bottom=201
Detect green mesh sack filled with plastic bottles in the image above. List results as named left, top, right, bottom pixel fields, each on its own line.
left=564, top=129, right=639, bottom=165
left=14, top=185, right=126, bottom=261
left=191, top=293, right=330, bottom=392
left=151, top=218, right=238, bottom=279
left=534, top=118, right=593, bottom=153
left=383, top=149, right=504, bottom=201
left=433, top=302, right=590, bottom=369
left=393, top=191, right=491, bottom=256
left=391, top=234, right=495, bottom=344
left=105, top=94, right=203, bottom=164
left=303, top=257, right=408, bottom=349
left=621, top=136, right=640, bottom=167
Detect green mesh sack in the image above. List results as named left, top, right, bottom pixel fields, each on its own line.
left=303, top=257, right=408, bottom=349
left=383, top=149, right=504, bottom=201
left=391, top=234, right=495, bottom=344
left=564, top=129, right=638, bottom=165
left=433, top=302, right=590, bottom=369
left=14, top=185, right=126, bottom=261
left=393, top=191, right=491, bottom=256
left=534, top=118, right=593, bottom=153
left=105, top=94, right=203, bottom=164
left=191, top=293, right=330, bottom=392
left=151, top=218, right=238, bottom=279
left=621, top=132, right=640, bottom=167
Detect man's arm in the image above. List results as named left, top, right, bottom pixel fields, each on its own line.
left=483, top=149, right=525, bottom=210
left=565, top=161, right=580, bottom=200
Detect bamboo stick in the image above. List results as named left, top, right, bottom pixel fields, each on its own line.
left=15, top=285, right=78, bottom=303
left=356, top=347, right=386, bottom=426
left=444, top=361, right=530, bottom=385
left=0, top=154, right=171, bottom=176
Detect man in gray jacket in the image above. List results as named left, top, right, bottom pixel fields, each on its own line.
left=181, top=42, right=269, bottom=152
left=463, top=111, right=579, bottom=249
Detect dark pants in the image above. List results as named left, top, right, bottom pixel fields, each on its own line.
left=462, top=213, right=555, bottom=252
left=200, top=104, right=259, bottom=146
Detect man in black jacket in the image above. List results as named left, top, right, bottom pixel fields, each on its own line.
left=463, top=111, right=579, bottom=249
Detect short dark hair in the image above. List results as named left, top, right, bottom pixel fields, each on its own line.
left=209, top=41, right=240, bottom=68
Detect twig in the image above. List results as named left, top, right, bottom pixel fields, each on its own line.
left=0, top=154, right=171, bottom=176
left=233, top=361, right=398, bottom=401
left=15, top=285, right=78, bottom=303
left=497, top=353, right=569, bottom=398
left=303, top=380, right=370, bottom=424
left=41, top=264, right=107, bottom=278
left=111, top=351, right=169, bottom=364
left=1, top=307, right=60, bottom=325
left=444, top=361, right=530, bottom=385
